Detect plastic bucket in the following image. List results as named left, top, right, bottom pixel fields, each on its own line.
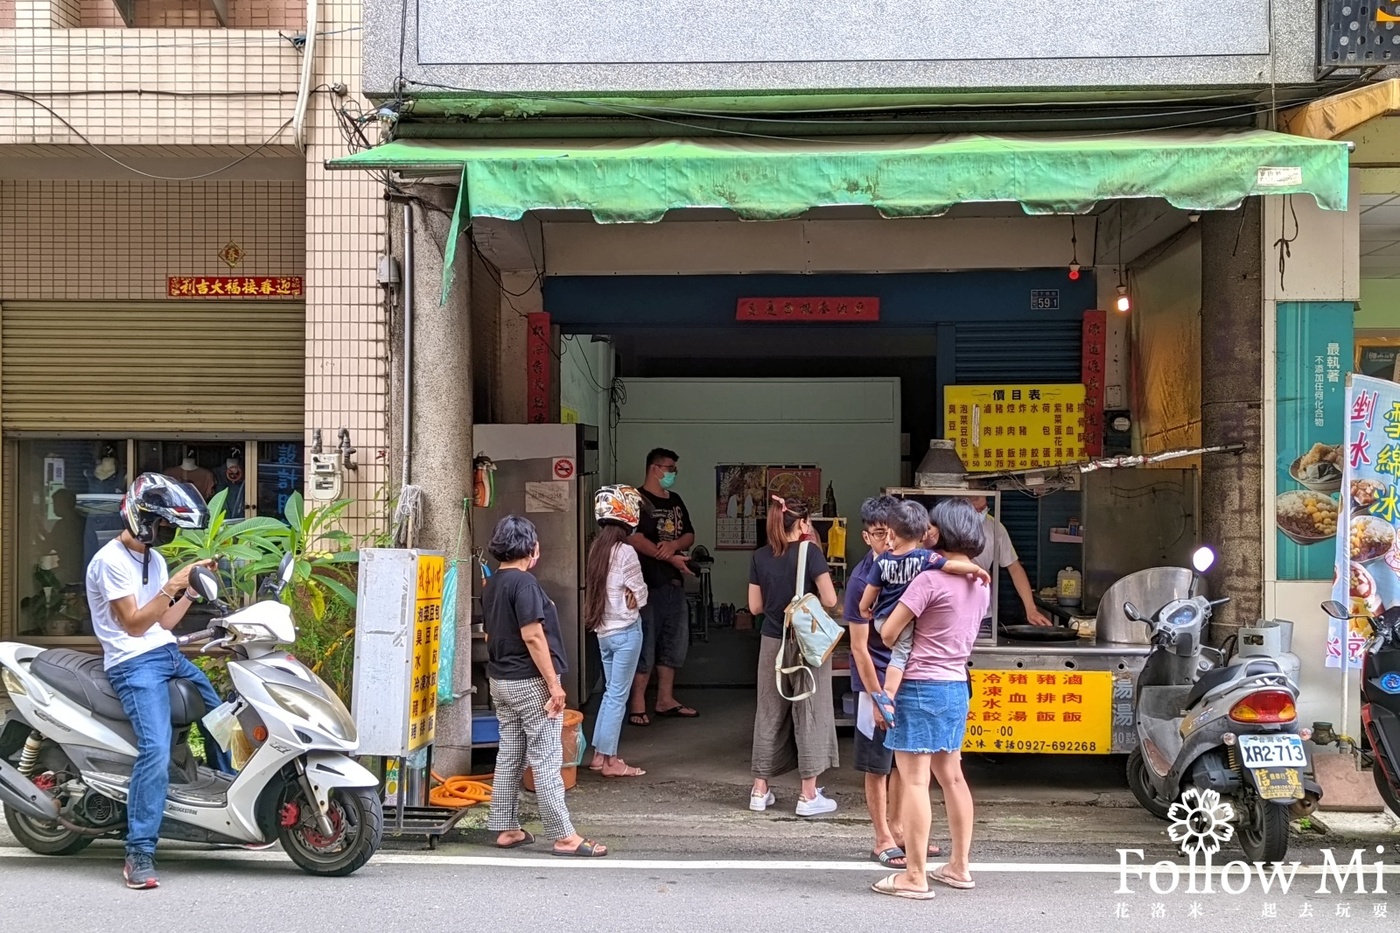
left=523, top=709, right=585, bottom=793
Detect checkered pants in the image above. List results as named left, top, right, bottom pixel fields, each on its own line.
left=487, top=676, right=576, bottom=841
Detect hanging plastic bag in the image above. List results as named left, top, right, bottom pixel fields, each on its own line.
left=436, top=558, right=459, bottom=705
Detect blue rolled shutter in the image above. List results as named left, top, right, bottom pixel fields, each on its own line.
left=953, top=320, right=1083, bottom=622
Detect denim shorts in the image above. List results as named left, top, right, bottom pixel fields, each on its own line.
left=884, top=680, right=970, bottom=755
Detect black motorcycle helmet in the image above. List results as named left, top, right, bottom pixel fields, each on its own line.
left=120, top=473, right=210, bottom=583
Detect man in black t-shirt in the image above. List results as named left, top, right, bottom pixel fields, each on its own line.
left=626, top=447, right=699, bottom=724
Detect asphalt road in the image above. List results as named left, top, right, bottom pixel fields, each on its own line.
left=0, top=844, right=1396, bottom=933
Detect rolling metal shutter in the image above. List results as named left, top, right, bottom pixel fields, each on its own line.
left=1, top=302, right=305, bottom=437
left=954, top=319, right=1083, bottom=622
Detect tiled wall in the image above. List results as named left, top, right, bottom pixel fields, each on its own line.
left=0, top=1, right=306, bottom=28
left=302, top=0, right=390, bottom=527
left=0, top=179, right=306, bottom=300
left=0, top=27, right=301, bottom=147
left=79, top=0, right=307, bottom=29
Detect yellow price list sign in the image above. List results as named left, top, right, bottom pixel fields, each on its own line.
left=944, top=384, right=1087, bottom=473
left=962, top=669, right=1113, bottom=755
left=408, top=554, right=445, bottom=751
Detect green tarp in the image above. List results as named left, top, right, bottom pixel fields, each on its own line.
left=328, top=129, right=1350, bottom=223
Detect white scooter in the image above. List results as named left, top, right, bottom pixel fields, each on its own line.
left=0, top=557, right=382, bottom=876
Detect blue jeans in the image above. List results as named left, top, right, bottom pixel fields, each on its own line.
left=592, top=622, right=643, bottom=757
left=106, top=643, right=230, bottom=855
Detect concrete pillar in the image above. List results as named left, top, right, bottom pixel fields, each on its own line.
left=392, top=187, right=476, bottom=775
left=496, top=271, right=542, bottom=424
left=1199, top=198, right=1264, bottom=641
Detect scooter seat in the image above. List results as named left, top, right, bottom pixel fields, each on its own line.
left=29, top=649, right=208, bottom=727
left=1183, top=658, right=1284, bottom=710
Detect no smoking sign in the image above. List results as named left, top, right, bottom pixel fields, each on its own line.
left=552, top=458, right=576, bottom=480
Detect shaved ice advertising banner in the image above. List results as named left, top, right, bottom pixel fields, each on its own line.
left=1330, top=374, right=1400, bottom=669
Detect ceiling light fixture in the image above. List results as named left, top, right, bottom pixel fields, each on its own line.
left=1115, top=207, right=1131, bottom=314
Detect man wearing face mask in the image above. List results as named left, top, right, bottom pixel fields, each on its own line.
left=86, top=473, right=228, bottom=889
left=627, top=447, right=699, bottom=724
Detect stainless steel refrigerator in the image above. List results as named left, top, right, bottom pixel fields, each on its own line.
left=471, top=423, right=600, bottom=705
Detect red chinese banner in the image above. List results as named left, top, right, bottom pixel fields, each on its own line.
left=167, top=276, right=303, bottom=298
left=526, top=312, right=552, bottom=425
left=737, top=297, right=879, bottom=322
left=1081, top=310, right=1107, bottom=457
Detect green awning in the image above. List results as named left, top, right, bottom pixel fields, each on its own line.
left=328, top=129, right=1350, bottom=223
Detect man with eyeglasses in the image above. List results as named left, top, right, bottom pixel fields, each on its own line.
left=626, top=447, right=699, bottom=724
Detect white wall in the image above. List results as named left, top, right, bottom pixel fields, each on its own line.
left=615, top=377, right=902, bottom=603
left=559, top=335, right=615, bottom=482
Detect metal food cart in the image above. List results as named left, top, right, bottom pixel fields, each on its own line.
left=884, top=461, right=1209, bottom=756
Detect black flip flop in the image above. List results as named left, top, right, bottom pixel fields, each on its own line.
left=628, top=713, right=650, bottom=727
left=553, top=839, right=608, bottom=858
left=872, top=847, right=907, bottom=868
left=495, top=830, right=535, bottom=850
left=655, top=705, right=699, bottom=718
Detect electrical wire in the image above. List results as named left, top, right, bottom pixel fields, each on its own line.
left=0, top=89, right=295, bottom=180
left=396, top=76, right=1371, bottom=145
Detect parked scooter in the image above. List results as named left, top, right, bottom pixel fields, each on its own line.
left=1321, top=599, right=1400, bottom=816
left=1125, top=547, right=1321, bottom=863
left=0, top=556, right=382, bottom=876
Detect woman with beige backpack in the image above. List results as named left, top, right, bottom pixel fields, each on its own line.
left=746, top=496, right=841, bottom=817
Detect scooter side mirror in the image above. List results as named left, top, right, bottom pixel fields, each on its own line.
left=189, top=566, right=220, bottom=603
left=1123, top=601, right=1143, bottom=623
left=1321, top=600, right=1350, bottom=620
left=276, top=553, right=295, bottom=594
left=1191, top=546, right=1216, bottom=574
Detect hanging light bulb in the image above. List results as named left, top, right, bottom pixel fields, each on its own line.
left=1068, top=216, right=1081, bottom=280
left=1113, top=206, right=1130, bottom=313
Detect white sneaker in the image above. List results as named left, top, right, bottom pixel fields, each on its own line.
left=795, top=788, right=838, bottom=817
left=749, top=790, right=775, bottom=812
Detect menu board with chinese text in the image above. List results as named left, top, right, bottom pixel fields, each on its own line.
left=945, top=384, right=1087, bottom=473
left=962, top=669, right=1113, bottom=754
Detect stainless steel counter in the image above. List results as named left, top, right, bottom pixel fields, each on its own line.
left=975, top=638, right=1152, bottom=658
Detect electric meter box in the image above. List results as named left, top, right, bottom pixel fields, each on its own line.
left=350, top=548, right=445, bottom=757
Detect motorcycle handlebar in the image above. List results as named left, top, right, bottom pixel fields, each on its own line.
left=175, top=627, right=218, bottom=647
left=1208, top=597, right=1232, bottom=608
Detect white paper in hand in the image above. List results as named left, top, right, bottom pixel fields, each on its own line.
left=857, top=691, right=876, bottom=740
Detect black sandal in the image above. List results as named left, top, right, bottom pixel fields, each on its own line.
left=553, top=839, right=608, bottom=858
left=628, top=712, right=650, bottom=727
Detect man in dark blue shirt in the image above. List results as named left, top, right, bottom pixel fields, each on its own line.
left=845, top=496, right=941, bottom=869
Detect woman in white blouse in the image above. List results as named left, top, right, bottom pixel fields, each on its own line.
left=584, top=485, right=650, bottom=777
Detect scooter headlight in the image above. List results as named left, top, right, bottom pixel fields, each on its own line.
left=264, top=683, right=356, bottom=742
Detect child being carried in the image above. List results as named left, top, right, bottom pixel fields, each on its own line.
left=859, top=499, right=989, bottom=722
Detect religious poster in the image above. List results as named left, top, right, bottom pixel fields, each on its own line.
left=715, top=465, right=767, bottom=550
left=765, top=466, right=822, bottom=512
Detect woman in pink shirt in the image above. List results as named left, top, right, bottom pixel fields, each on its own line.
left=869, top=497, right=989, bottom=901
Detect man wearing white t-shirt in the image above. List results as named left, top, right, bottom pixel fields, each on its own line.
left=968, top=494, right=1052, bottom=629
left=87, top=473, right=226, bottom=890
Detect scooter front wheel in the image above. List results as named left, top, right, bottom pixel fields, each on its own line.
left=278, top=786, right=383, bottom=877
left=1373, top=765, right=1400, bottom=818
left=1126, top=749, right=1173, bottom=820
left=1238, top=794, right=1289, bottom=863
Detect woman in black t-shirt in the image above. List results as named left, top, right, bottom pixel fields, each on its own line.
left=482, top=515, right=607, bottom=858
left=747, top=496, right=840, bottom=818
